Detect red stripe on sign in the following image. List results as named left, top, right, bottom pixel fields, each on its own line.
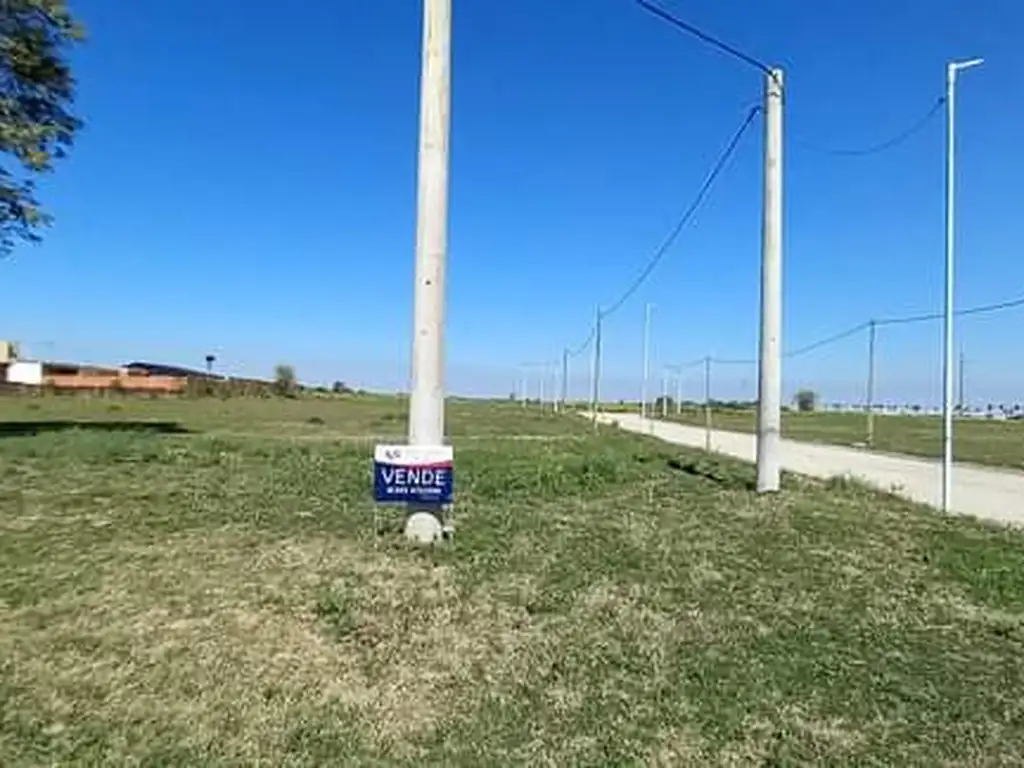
left=378, top=461, right=453, bottom=471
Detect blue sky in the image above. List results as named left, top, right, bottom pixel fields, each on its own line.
left=6, top=0, right=1023, bottom=405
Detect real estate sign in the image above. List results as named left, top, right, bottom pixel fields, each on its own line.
left=373, top=444, right=453, bottom=506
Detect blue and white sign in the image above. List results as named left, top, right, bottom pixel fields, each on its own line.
left=373, top=444, right=454, bottom=505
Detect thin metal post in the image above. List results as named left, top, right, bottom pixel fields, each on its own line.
left=866, top=319, right=877, bottom=446
left=755, top=68, right=784, bottom=493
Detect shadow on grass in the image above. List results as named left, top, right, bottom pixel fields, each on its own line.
left=0, top=420, right=192, bottom=438
left=667, top=454, right=757, bottom=491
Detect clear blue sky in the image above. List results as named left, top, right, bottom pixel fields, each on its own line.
left=7, top=0, right=1023, bottom=405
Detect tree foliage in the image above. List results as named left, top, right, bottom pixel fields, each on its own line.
left=273, top=364, right=297, bottom=397
left=0, top=0, right=84, bottom=254
left=794, top=389, right=818, bottom=413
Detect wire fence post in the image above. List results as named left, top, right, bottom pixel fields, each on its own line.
left=703, top=356, right=713, bottom=452
left=866, top=319, right=877, bottom=446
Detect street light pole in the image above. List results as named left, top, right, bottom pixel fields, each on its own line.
left=943, top=57, right=983, bottom=514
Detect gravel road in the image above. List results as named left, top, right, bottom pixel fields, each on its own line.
left=597, top=412, right=1024, bottom=527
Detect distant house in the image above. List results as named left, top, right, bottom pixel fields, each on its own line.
left=2, top=359, right=194, bottom=394
left=122, top=362, right=218, bottom=380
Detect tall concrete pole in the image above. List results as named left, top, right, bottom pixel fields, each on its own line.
left=591, top=308, right=603, bottom=425
left=958, top=349, right=965, bottom=412
left=660, top=368, right=668, bottom=418
left=675, top=369, right=683, bottom=415
left=703, top=356, right=712, bottom=452
left=866, top=319, right=877, bottom=446
left=943, top=58, right=983, bottom=514
left=755, top=68, right=783, bottom=493
left=408, top=0, right=452, bottom=448
left=561, top=348, right=569, bottom=411
left=641, top=302, right=652, bottom=421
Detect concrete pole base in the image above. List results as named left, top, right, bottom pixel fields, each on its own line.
left=404, top=511, right=444, bottom=545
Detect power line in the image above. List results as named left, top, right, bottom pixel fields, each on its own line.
left=794, top=97, right=946, bottom=157
left=707, top=293, right=1024, bottom=366
left=666, top=357, right=705, bottom=372
left=785, top=322, right=871, bottom=359
left=600, top=105, right=760, bottom=319
left=957, top=295, right=1024, bottom=317
left=712, top=355, right=757, bottom=366
left=634, top=0, right=774, bottom=78
left=876, top=295, right=1024, bottom=327
left=566, top=324, right=596, bottom=358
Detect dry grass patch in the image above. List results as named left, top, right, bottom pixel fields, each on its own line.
left=1, top=531, right=544, bottom=763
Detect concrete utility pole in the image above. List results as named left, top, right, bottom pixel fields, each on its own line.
left=866, top=319, right=877, bottom=446
left=641, top=302, right=653, bottom=421
left=958, top=349, right=965, bottom=413
left=405, top=0, right=452, bottom=544
left=675, top=368, right=683, bottom=415
left=755, top=68, right=784, bottom=493
left=703, top=356, right=713, bottom=452
left=561, top=348, right=569, bottom=411
left=590, top=308, right=603, bottom=425
left=408, top=0, right=452, bottom=448
left=943, top=58, right=983, bottom=514
left=660, top=368, right=669, bottom=417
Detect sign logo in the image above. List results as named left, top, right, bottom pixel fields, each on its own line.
left=373, top=444, right=454, bottom=506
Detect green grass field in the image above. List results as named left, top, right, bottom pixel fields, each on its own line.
left=2, top=395, right=1024, bottom=764
left=653, top=407, right=1024, bottom=471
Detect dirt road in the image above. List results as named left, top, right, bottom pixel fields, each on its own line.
left=598, top=412, right=1024, bottom=527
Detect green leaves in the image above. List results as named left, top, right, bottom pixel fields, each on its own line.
left=0, top=0, right=83, bottom=254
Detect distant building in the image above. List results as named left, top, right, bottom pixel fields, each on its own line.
left=2, top=357, right=193, bottom=394
left=122, top=361, right=218, bottom=380
left=6, top=360, right=43, bottom=385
